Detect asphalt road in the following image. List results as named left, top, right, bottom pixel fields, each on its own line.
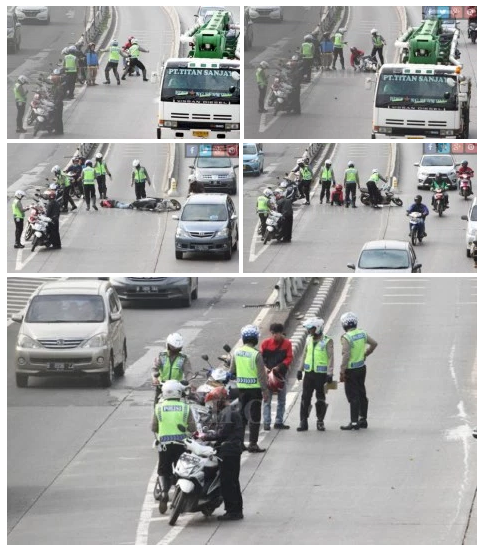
left=7, top=143, right=240, bottom=272
left=7, top=276, right=477, bottom=545
left=244, top=6, right=477, bottom=140
left=243, top=142, right=477, bottom=273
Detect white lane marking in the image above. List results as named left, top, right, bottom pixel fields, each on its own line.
left=382, top=294, right=424, bottom=297
left=381, top=302, right=426, bottom=305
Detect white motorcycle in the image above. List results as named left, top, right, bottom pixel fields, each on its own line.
left=31, top=214, right=53, bottom=252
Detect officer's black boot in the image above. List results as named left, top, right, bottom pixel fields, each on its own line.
left=297, top=419, right=308, bottom=431
left=159, top=476, right=171, bottom=514
left=142, top=68, right=149, bottom=81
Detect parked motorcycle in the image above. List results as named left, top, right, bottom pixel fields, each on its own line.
left=263, top=210, right=284, bottom=244
left=360, top=185, right=403, bottom=206
left=432, top=188, right=448, bottom=217
left=458, top=174, right=473, bottom=200
left=24, top=200, right=46, bottom=241
left=468, top=22, right=477, bottom=44
left=33, top=105, right=56, bottom=137
left=269, top=77, right=299, bottom=116
left=65, top=171, right=83, bottom=198
left=30, top=214, right=53, bottom=252
left=277, top=174, right=301, bottom=202
left=408, top=211, right=426, bottom=245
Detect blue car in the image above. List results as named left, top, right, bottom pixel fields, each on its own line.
left=243, top=143, right=264, bottom=176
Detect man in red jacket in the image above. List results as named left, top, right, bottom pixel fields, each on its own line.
left=261, top=323, right=293, bottom=430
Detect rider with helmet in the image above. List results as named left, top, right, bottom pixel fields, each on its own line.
left=94, top=152, right=112, bottom=200
left=45, top=189, right=62, bottom=249
left=230, top=324, right=269, bottom=453
left=456, top=160, right=475, bottom=194
left=319, top=159, right=336, bottom=204
left=12, top=190, right=29, bottom=249
left=339, top=312, right=378, bottom=430
left=370, top=28, right=386, bottom=64
left=52, top=165, right=77, bottom=212
left=297, top=317, right=334, bottom=432
left=121, top=37, right=149, bottom=81
left=344, top=161, right=360, bottom=208
left=366, top=168, right=387, bottom=208
left=349, top=46, right=365, bottom=69
left=100, top=38, right=122, bottom=85
left=260, top=323, right=293, bottom=430
left=154, top=380, right=196, bottom=515
left=131, top=159, right=152, bottom=200
left=429, top=172, right=450, bottom=210
left=406, top=195, right=429, bottom=236
left=122, top=36, right=139, bottom=76
left=13, top=75, right=29, bottom=133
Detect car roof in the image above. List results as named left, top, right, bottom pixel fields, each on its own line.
left=36, top=280, right=110, bottom=296
left=361, top=240, right=410, bottom=251
left=184, top=193, right=230, bottom=205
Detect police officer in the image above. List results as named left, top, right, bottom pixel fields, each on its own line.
left=52, top=165, right=77, bottom=212
left=319, top=159, right=336, bottom=204
left=339, top=312, right=378, bottom=430
left=64, top=46, right=79, bottom=99
left=230, top=325, right=269, bottom=453
left=332, top=28, right=347, bottom=70
left=94, top=152, right=112, bottom=199
left=256, top=188, right=272, bottom=238
left=121, top=38, right=149, bottom=81
left=297, top=158, right=313, bottom=205
left=101, top=39, right=122, bottom=85
left=12, top=190, right=29, bottom=248
left=256, top=61, right=269, bottom=113
left=344, top=161, right=360, bottom=208
left=131, top=159, right=152, bottom=200
left=297, top=318, right=334, bottom=432
left=366, top=168, right=387, bottom=208
left=81, top=160, right=98, bottom=211
left=301, top=35, right=314, bottom=82
left=45, top=190, right=62, bottom=249
left=370, top=29, right=386, bottom=65
left=13, top=75, right=28, bottom=133
left=154, top=380, right=196, bottom=515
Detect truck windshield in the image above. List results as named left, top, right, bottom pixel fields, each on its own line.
left=161, top=66, right=240, bottom=104
left=375, top=73, right=458, bottom=110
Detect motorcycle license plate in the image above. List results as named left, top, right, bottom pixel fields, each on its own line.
left=192, top=131, right=209, bottom=138
left=136, top=286, right=158, bottom=293
left=48, top=362, right=74, bottom=371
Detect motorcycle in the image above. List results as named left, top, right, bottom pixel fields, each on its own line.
left=168, top=433, right=222, bottom=526
left=24, top=200, right=46, bottom=241
left=277, top=174, right=301, bottom=202
left=33, top=105, right=56, bottom=137
left=268, top=77, right=298, bottom=116
left=468, top=22, right=477, bottom=44
left=30, top=214, right=53, bottom=252
left=408, top=211, right=426, bottom=245
left=66, top=171, right=83, bottom=198
left=458, top=174, right=473, bottom=200
left=432, top=188, right=448, bottom=217
left=198, top=345, right=238, bottom=402
left=263, top=210, right=284, bottom=244
left=360, top=184, right=403, bottom=206
left=354, top=53, right=379, bottom=72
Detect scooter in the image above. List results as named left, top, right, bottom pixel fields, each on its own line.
left=24, top=200, right=46, bottom=241
left=30, top=214, right=53, bottom=252
left=33, top=105, right=56, bottom=137
left=458, top=174, right=473, bottom=200
left=360, top=185, right=403, bottom=206
left=277, top=175, right=301, bottom=202
left=408, top=211, right=426, bottom=245
left=263, top=210, right=284, bottom=244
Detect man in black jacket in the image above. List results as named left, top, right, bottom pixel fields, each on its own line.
left=45, top=190, right=61, bottom=249
left=275, top=188, right=293, bottom=242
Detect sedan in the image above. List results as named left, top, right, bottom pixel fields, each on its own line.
left=110, top=277, right=198, bottom=307
left=415, top=154, right=458, bottom=190
left=248, top=6, right=284, bottom=21
left=348, top=240, right=422, bottom=273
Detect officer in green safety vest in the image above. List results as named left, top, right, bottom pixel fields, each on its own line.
left=370, top=29, right=386, bottom=65
left=319, top=159, right=336, bottom=204
left=131, top=159, right=152, bottom=200
left=332, top=27, right=347, bottom=70
left=121, top=38, right=149, bottom=81
left=297, top=158, right=313, bottom=205
left=81, top=160, right=98, bottom=211
left=344, top=160, right=360, bottom=208
left=256, top=188, right=274, bottom=238
left=296, top=317, right=334, bottom=432
left=230, top=324, right=269, bottom=453
left=13, top=75, right=28, bottom=133
left=153, top=380, right=196, bottom=515
left=339, top=312, right=378, bottom=430
left=94, top=152, right=112, bottom=199
left=63, top=47, right=78, bottom=98
left=256, top=61, right=269, bottom=113
left=301, top=35, right=314, bottom=82
left=101, top=39, right=122, bottom=85
left=12, top=190, right=29, bottom=248
left=152, top=332, right=193, bottom=405
left=51, top=165, right=77, bottom=212
left=366, top=168, right=387, bottom=208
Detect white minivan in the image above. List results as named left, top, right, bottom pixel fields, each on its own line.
left=461, top=197, right=477, bottom=257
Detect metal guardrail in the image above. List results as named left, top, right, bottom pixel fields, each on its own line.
left=83, top=7, right=110, bottom=45
left=242, top=278, right=311, bottom=309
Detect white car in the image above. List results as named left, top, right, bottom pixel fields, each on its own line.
left=15, top=6, right=50, bottom=24
left=347, top=240, right=422, bottom=273
left=414, top=154, right=458, bottom=190
left=461, top=197, right=477, bottom=257
left=248, top=6, right=284, bottom=21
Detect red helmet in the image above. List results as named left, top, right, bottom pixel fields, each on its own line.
left=267, top=370, right=285, bottom=393
left=335, top=184, right=343, bottom=191
left=205, top=387, right=228, bottom=404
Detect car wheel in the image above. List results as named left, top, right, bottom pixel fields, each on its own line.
left=100, top=354, right=114, bottom=387
left=232, top=229, right=238, bottom=251
left=114, top=342, right=127, bottom=377
left=175, top=250, right=183, bottom=260
left=466, top=248, right=471, bottom=258
left=260, top=162, right=264, bottom=174
left=191, top=281, right=198, bottom=300
left=224, top=240, right=232, bottom=260
left=16, top=373, right=29, bottom=388
left=181, top=287, right=192, bottom=307
left=229, top=186, right=237, bottom=195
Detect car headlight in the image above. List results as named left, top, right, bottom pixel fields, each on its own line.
left=81, top=333, right=108, bottom=348
left=17, top=334, right=42, bottom=349
left=250, top=157, right=258, bottom=164
left=228, top=170, right=235, bottom=178
left=176, top=227, right=190, bottom=238
left=215, top=227, right=230, bottom=238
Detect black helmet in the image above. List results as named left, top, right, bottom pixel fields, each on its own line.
left=414, top=195, right=422, bottom=204
left=461, top=160, right=468, bottom=166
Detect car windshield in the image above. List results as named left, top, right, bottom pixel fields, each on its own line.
left=181, top=203, right=227, bottom=222
left=196, top=157, right=232, bottom=168
left=470, top=205, right=477, bottom=222
left=359, top=249, right=410, bottom=270
left=25, top=295, right=105, bottom=323
left=243, top=145, right=258, bottom=155
left=421, top=156, right=454, bottom=167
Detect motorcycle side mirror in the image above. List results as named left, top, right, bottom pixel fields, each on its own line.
left=201, top=354, right=209, bottom=362
left=223, top=344, right=231, bottom=353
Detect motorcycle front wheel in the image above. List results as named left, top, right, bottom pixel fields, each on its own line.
left=31, top=236, right=39, bottom=252
left=360, top=194, right=371, bottom=206
left=438, top=202, right=444, bottom=217
left=168, top=489, right=186, bottom=526
left=33, top=121, right=40, bottom=137
left=169, top=199, right=181, bottom=211
left=411, top=227, right=418, bottom=246
left=25, top=225, right=33, bottom=241
left=391, top=197, right=403, bottom=206
left=263, top=230, right=271, bottom=244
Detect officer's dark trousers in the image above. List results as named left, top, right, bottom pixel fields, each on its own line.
left=66, top=72, right=77, bottom=98
left=258, top=85, right=267, bottom=111
left=344, top=366, right=368, bottom=423
left=238, top=388, right=262, bottom=445
left=48, top=219, right=61, bottom=248
left=124, top=58, right=146, bottom=79
left=63, top=186, right=76, bottom=210
left=282, top=214, right=293, bottom=241
left=84, top=184, right=96, bottom=208
left=219, top=454, right=243, bottom=515
left=300, top=372, right=327, bottom=421
left=371, top=46, right=384, bottom=65
left=158, top=443, right=185, bottom=482
left=301, top=180, right=312, bottom=203
left=105, top=61, right=120, bottom=82
left=16, top=102, right=26, bottom=130
left=345, top=182, right=357, bottom=206
left=366, top=180, right=382, bottom=205
left=319, top=182, right=331, bottom=203
left=332, top=47, right=345, bottom=69
left=258, top=212, right=268, bottom=236
left=135, top=182, right=146, bottom=200
left=14, top=217, right=24, bottom=245
left=302, top=58, right=313, bottom=81
left=96, top=175, right=107, bottom=198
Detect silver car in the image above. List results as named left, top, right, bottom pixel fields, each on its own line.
left=348, top=240, right=422, bottom=273
left=12, top=280, right=127, bottom=388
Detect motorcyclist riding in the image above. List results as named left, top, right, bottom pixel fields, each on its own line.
left=429, top=173, right=450, bottom=210
left=406, top=195, right=429, bottom=237
left=456, top=160, right=475, bottom=194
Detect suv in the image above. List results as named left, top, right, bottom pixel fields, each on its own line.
left=15, top=6, right=50, bottom=23
left=7, top=9, right=22, bottom=53
left=461, top=197, right=477, bottom=257
left=415, top=154, right=458, bottom=190
left=189, top=156, right=238, bottom=195
left=243, top=143, right=264, bottom=176
left=173, top=193, right=238, bottom=260
left=110, top=277, right=198, bottom=307
left=12, top=280, right=127, bottom=388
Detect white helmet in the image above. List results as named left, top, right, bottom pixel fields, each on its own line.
left=160, top=380, right=184, bottom=401
left=96, top=152, right=103, bottom=159
left=348, top=161, right=354, bottom=167
left=49, top=183, right=58, bottom=190
left=51, top=165, right=61, bottom=174
left=14, top=190, right=26, bottom=199
left=338, top=27, right=346, bottom=33
left=263, top=188, right=273, bottom=198
left=259, top=61, right=269, bottom=69
left=297, top=158, right=305, bottom=165
left=111, top=39, right=118, bottom=46
left=325, top=159, right=332, bottom=165
left=274, top=187, right=284, bottom=197
left=18, top=75, right=29, bottom=84
left=241, top=324, right=260, bottom=341
left=166, top=332, right=184, bottom=349
left=132, top=159, right=140, bottom=167
left=341, top=312, right=358, bottom=329
left=372, top=168, right=378, bottom=173
left=371, top=28, right=378, bottom=34
left=131, top=38, right=138, bottom=44
left=303, top=317, right=325, bottom=334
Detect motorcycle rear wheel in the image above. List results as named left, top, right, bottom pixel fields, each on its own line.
left=360, top=194, right=371, bottom=206
left=391, top=198, right=403, bottom=206
left=438, top=203, right=444, bottom=217
left=169, top=199, right=181, bottom=211
left=168, top=489, right=186, bottom=526
left=263, top=230, right=271, bottom=244
left=31, top=236, right=39, bottom=252
left=25, top=225, right=33, bottom=241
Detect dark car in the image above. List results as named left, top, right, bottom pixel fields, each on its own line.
left=7, top=10, right=22, bottom=53
left=189, top=156, right=238, bottom=195
left=173, top=193, right=238, bottom=260
left=244, top=7, right=254, bottom=50
left=109, top=277, right=198, bottom=307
